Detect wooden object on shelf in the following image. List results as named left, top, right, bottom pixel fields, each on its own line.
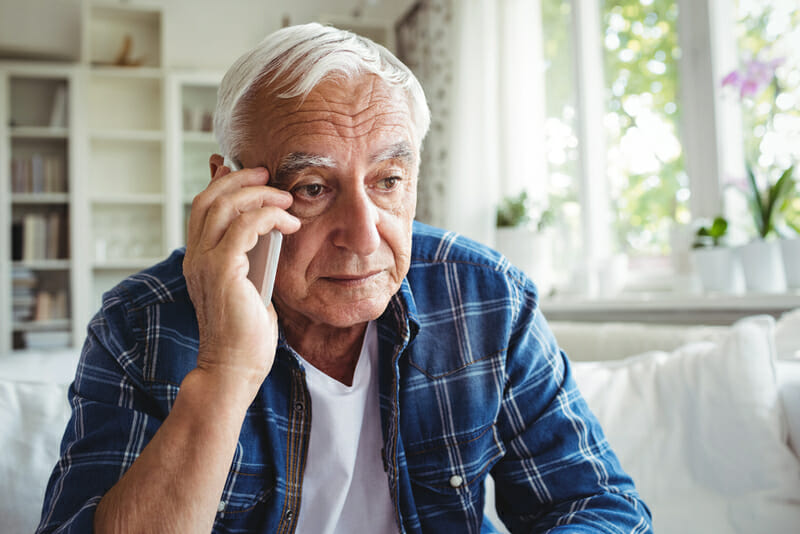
left=84, top=1, right=163, bottom=69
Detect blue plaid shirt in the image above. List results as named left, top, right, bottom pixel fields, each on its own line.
left=38, top=222, right=651, bottom=533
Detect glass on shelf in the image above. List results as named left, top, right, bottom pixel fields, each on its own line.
left=92, top=204, right=163, bottom=263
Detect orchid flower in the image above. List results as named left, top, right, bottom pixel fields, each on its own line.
left=721, top=57, right=785, bottom=99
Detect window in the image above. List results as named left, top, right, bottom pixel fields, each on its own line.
left=540, top=0, right=689, bottom=294
left=536, top=0, right=799, bottom=296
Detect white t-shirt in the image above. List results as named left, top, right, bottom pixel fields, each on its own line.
left=294, top=321, right=399, bottom=534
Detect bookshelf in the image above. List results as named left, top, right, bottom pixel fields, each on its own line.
left=0, top=3, right=223, bottom=355
left=1, top=63, right=81, bottom=351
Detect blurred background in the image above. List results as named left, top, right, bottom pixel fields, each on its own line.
left=1, top=0, right=800, bottom=353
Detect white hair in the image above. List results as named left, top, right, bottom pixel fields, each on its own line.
left=214, top=22, right=430, bottom=162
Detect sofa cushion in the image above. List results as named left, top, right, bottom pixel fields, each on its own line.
left=551, top=320, right=728, bottom=362
left=571, top=315, right=800, bottom=534
left=0, top=378, right=71, bottom=534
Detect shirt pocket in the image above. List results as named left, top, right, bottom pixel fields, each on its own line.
left=217, top=464, right=276, bottom=515
left=405, top=422, right=505, bottom=512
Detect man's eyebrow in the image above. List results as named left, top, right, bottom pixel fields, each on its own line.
left=371, top=141, right=416, bottom=166
left=273, top=152, right=337, bottom=188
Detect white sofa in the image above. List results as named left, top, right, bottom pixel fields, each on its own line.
left=2, top=312, right=799, bottom=533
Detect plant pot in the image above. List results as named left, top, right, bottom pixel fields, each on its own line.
left=780, top=237, right=800, bottom=289
left=690, top=247, right=745, bottom=294
left=495, top=227, right=554, bottom=294
left=737, top=239, right=787, bottom=293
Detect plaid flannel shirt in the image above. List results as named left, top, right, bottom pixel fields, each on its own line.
left=38, top=221, right=651, bottom=533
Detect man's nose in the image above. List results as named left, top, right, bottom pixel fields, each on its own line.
left=332, top=188, right=381, bottom=256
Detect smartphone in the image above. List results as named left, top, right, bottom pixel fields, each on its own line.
left=224, top=156, right=283, bottom=306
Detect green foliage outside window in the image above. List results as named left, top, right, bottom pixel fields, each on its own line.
left=602, top=0, right=687, bottom=256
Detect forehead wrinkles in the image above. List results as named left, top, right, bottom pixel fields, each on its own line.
left=264, top=77, right=412, bottom=140
left=272, top=102, right=410, bottom=141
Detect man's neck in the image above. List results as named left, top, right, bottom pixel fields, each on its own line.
left=282, top=319, right=368, bottom=386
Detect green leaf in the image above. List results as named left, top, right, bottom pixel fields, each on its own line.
left=496, top=191, right=531, bottom=227
left=763, top=166, right=795, bottom=238
left=693, top=215, right=728, bottom=247
left=709, top=216, right=728, bottom=238
left=746, top=164, right=766, bottom=237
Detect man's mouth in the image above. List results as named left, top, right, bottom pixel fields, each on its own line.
left=323, top=271, right=383, bottom=286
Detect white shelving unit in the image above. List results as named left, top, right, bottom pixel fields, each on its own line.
left=80, top=1, right=168, bottom=313
left=165, top=71, right=222, bottom=248
left=0, top=3, right=224, bottom=354
left=0, top=62, right=82, bottom=351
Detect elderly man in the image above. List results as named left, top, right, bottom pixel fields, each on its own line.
left=39, top=23, right=651, bottom=533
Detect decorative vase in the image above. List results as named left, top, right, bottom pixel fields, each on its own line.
left=738, top=239, right=787, bottom=293
left=690, top=247, right=745, bottom=294
left=780, top=237, right=800, bottom=289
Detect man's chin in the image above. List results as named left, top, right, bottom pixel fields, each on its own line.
left=316, top=298, right=390, bottom=328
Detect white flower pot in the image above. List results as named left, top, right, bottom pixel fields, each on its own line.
left=495, top=227, right=554, bottom=294
left=780, top=237, right=800, bottom=289
left=690, top=247, right=745, bottom=294
left=738, top=239, right=787, bottom=293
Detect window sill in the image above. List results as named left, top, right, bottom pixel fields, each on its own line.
left=541, top=291, right=800, bottom=325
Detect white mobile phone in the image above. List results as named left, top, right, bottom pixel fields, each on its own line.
left=224, top=156, right=283, bottom=306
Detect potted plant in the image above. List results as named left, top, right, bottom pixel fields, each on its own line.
left=735, top=165, right=794, bottom=292
left=495, top=191, right=555, bottom=293
left=690, top=216, right=745, bottom=294
left=722, top=55, right=796, bottom=293
left=778, top=179, right=800, bottom=289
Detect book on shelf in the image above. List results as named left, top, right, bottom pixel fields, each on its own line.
left=11, top=220, right=23, bottom=261
left=10, top=154, right=66, bottom=193
left=34, top=289, right=68, bottom=321
left=11, top=267, right=37, bottom=321
left=24, top=330, right=72, bottom=350
left=49, top=86, right=68, bottom=128
left=17, top=212, right=67, bottom=260
left=47, top=212, right=61, bottom=259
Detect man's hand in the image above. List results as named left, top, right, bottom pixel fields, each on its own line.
left=183, top=159, right=300, bottom=401
left=95, top=162, right=300, bottom=533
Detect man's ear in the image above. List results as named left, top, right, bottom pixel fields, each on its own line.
left=209, top=153, right=225, bottom=180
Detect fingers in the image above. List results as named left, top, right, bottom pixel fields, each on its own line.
left=196, top=186, right=294, bottom=252
left=188, top=166, right=268, bottom=246
left=215, top=206, right=300, bottom=258
left=187, top=166, right=293, bottom=250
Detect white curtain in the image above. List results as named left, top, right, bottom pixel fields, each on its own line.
left=398, top=0, right=546, bottom=247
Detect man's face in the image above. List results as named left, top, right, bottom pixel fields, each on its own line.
left=239, top=75, right=418, bottom=330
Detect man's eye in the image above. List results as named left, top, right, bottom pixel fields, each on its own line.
left=377, top=176, right=401, bottom=191
left=294, top=183, right=325, bottom=198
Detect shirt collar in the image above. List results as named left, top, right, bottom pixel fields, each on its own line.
left=377, top=277, right=420, bottom=348
left=275, top=276, right=420, bottom=357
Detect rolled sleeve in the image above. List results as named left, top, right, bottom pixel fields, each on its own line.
left=37, top=298, right=162, bottom=533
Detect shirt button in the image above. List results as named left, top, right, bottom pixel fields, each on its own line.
left=449, top=475, right=464, bottom=488
left=217, top=500, right=226, bottom=512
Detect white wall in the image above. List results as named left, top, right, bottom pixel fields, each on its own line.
left=0, top=0, right=82, bottom=60
left=0, top=0, right=415, bottom=68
